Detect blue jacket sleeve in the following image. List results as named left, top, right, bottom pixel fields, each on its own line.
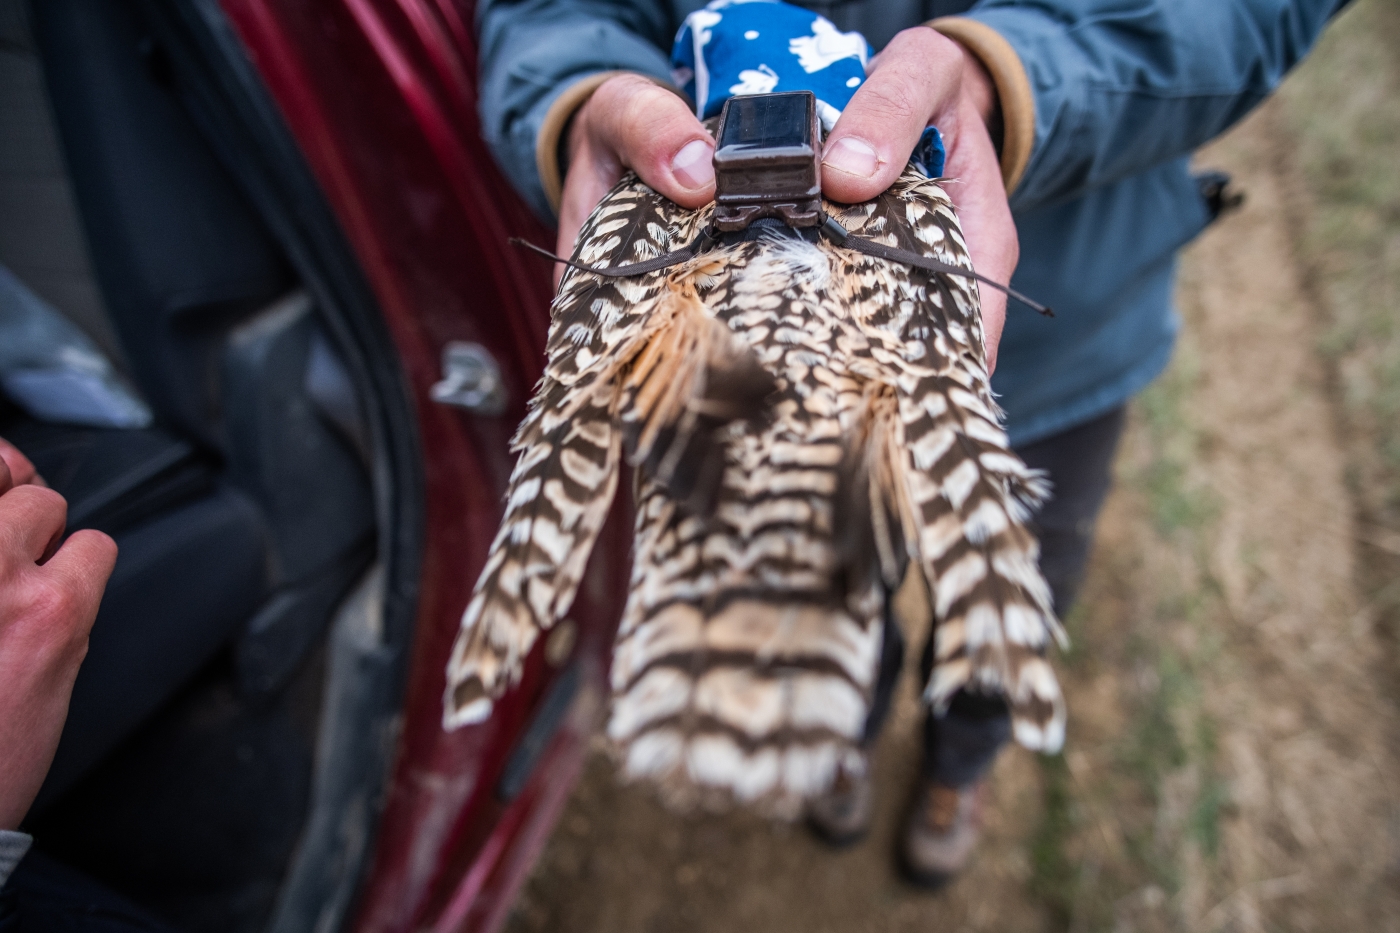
left=966, top=0, right=1348, bottom=212
left=477, top=0, right=677, bottom=218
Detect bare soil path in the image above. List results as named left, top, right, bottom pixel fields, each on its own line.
left=505, top=5, right=1400, bottom=928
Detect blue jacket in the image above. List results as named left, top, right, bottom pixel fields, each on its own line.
left=476, top=0, right=1345, bottom=444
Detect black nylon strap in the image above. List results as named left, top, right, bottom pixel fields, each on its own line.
left=509, top=230, right=715, bottom=278
left=509, top=216, right=1053, bottom=317
left=819, top=217, right=1053, bottom=317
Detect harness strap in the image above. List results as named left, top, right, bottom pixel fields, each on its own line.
left=818, top=217, right=1053, bottom=317
left=509, top=215, right=1053, bottom=318
left=509, top=228, right=717, bottom=278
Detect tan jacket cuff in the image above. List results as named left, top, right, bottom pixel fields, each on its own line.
left=927, top=17, right=1034, bottom=196
left=535, top=71, right=681, bottom=216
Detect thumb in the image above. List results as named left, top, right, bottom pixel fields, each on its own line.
left=821, top=28, right=963, bottom=204
left=586, top=75, right=715, bottom=208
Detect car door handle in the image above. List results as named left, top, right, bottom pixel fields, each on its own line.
left=429, top=341, right=506, bottom=416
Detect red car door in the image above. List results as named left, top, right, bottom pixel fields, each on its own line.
left=216, top=2, right=629, bottom=930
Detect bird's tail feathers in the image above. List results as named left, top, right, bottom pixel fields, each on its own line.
left=605, top=598, right=882, bottom=818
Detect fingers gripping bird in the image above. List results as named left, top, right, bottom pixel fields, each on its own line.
left=442, top=153, right=1066, bottom=816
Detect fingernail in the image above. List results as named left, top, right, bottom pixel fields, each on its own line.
left=671, top=139, right=715, bottom=189
left=823, top=137, right=879, bottom=178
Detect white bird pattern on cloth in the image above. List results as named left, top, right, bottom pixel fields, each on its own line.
left=443, top=158, right=1066, bottom=816
left=729, top=63, right=779, bottom=96
left=788, top=18, right=868, bottom=74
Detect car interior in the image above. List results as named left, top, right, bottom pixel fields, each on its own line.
left=0, top=1, right=414, bottom=930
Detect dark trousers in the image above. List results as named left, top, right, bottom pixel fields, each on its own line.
left=863, top=405, right=1127, bottom=787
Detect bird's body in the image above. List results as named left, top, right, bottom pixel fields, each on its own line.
left=444, top=162, right=1065, bottom=815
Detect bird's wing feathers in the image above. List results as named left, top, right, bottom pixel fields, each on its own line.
left=828, top=170, right=1067, bottom=752
left=443, top=392, right=622, bottom=728
left=444, top=178, right=771, bottom=727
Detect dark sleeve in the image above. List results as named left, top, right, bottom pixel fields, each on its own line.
left=965, top=0, right=1348, bottom=211
left=0, top=830, right=31, bottom=893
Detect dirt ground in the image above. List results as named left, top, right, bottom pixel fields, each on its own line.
left=504, top=4, right=1400, bottom=930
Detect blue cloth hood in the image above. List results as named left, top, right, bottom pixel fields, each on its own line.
left=670, top=0, right=945, bottom=176
left=671, top=0, right=868, bottom=127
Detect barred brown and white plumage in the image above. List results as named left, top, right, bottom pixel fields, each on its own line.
left=443, top=159, right=1066, bottom=814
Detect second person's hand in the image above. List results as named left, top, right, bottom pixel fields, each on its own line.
left=0, top=437, right=118, bottom=831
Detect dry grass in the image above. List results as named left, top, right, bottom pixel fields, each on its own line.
left=1028, top=4, right=1400, bottom=927
left=1275, top=0, right=1400, bottom=764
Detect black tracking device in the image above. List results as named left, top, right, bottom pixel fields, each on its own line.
left=712, top=90, right=822, bottom=232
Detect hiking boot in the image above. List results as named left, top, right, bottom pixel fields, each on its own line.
left=805, top=751, right=873, bottom=847
left=899, top=779, right=986, bottom=888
